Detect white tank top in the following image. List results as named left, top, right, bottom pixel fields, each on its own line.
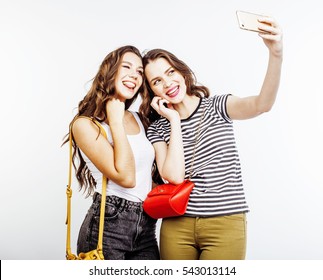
left=81, top=111, right=154, bottom=202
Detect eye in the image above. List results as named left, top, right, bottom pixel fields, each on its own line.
left=137, top=70, right=143, bottom=76
left=122, top=64, right=130, bottom=69
left=168, top=69, right=175, bottom=76
left=153, top=79, right=161, bottom=86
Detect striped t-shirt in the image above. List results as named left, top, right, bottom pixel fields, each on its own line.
left=147, top=95, right=249, bottom=217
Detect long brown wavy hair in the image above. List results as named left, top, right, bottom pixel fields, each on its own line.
left=63, top=45, right=152, bottom=196
left=142, top=48, right=210, bottom=123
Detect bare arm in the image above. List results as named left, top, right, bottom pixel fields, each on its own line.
left=227, top=16, right=283, bottom=120
left=151, top=97, right=185, bottom=184
left=72, top=99, right=135, bottom=188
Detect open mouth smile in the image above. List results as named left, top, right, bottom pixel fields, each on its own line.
left=123, top=81, right=136, bottom=90
left=166, top=86, right=179, bottom=98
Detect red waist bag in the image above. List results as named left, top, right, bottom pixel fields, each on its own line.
left=143, top=180, right=195, bottom=219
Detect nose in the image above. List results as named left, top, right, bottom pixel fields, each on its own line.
left=163, top=78, right=172, bottom=88
left=128, top=72, right=138, bottom=79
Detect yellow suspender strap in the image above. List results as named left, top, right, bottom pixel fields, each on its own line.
left=65, top=116, right=107, bottom=257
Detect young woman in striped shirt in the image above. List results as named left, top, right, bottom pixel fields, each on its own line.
left=142, top=16, right=283, bottom=259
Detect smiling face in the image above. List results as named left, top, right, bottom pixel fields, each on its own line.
left=114, top=52, right=144, bottom=101
left=144, top=58, right=187, bottom=104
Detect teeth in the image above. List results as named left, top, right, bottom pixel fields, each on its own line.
left=168, top=86, right=178, bottom=96
left=123, top=81, right=136, bottom=89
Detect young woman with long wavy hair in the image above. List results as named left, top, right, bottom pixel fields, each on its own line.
left=63, top=45, right=159, bottom=260
left=142, top=16, right=283, bottom=260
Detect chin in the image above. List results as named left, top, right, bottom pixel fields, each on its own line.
left=171, top=93, right=185, bottom=103
left=122, top=91, right=137, bottom=100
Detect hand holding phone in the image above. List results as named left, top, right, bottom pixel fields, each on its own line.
left=236, top=10, right=272, bottom=33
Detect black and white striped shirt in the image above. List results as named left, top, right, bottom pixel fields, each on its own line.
left=147, top=95, right=249, bottom=217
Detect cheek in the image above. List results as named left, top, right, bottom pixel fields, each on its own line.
left=178, top=74, right=186, bottom=84
left=180, top=77, right=187, bottom=90
left=151, top=85, right=163, bottom=96
left=116, top=68, right=125, bottom=78
left=138, top=77, right=143, bottom=87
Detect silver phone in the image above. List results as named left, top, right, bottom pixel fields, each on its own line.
left=236, top=10, right=271, bottom=33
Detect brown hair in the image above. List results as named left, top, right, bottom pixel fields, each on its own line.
left=142, top=48, right=210, bottom=123
left=63, top=45, right=151, bottom=196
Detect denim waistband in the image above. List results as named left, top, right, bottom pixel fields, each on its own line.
left=93, top=192, right=143, bottom=212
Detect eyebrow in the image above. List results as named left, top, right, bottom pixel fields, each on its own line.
left=150, top=66, right=172, bottom=83
left=122, top=60, right=143, bottom=71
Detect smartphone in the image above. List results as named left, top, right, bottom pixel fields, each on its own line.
left=236, top=10, right=270, bottom=33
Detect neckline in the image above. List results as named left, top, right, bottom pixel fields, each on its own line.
left=181, top=97, right=203, bottom=121
left=103, top=111, right=142, bottom=136
left=126, top=111, right=142, bottom=136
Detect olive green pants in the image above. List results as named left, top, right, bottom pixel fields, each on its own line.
left=160, top=213, right=247, bottom=260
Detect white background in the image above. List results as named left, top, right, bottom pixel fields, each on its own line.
left=0, top=0, right=322, bottom=260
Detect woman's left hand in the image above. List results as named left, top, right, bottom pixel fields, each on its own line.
left=150, top=96, right=180, bottom=122
left=258, top=17, right=283, bottom=58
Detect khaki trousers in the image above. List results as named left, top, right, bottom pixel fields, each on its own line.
left=160, top=213, right=247, bottom=260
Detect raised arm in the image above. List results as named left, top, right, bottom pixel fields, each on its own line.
left=72, top=98, right=136, bottom=188
left=227, top=16, right=283, bottom=120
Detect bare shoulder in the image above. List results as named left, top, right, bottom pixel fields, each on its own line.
left=72, top=117, right=100, bottom=138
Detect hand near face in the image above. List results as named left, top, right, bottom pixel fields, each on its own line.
left=106, top=98, right=126, bottom=125
left=151, top=96, right=180, bottom=122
